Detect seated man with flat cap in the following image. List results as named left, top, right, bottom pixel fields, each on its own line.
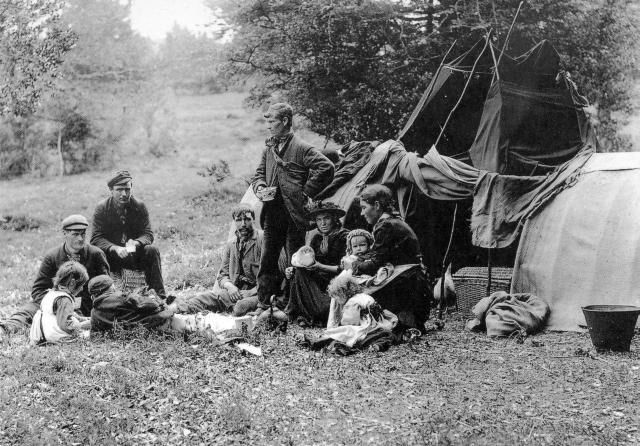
left=91, top=170, right=166, bottom=298
left=0, top=215, right=110, bottom=338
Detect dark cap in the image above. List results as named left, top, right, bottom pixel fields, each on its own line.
left=61, top=214, right=89, bottom=231
left=88, top=275, right=114, bottom=296
left=107, top=170, right=133, bottom=188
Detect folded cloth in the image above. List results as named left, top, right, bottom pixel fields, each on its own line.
left=323, top=293, right=397, bottom=347
left=362, top=263, right=419, bottom=294
left=467, top=291, right=550, bottom=337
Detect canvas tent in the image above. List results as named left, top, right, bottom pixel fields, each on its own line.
left=512, top=153, right=640, bottom=330
left=240, top=138, right=640, bottom=331
left=237, top=38, right=630, bottom=331
left=398, top=39, right=596, bottom=176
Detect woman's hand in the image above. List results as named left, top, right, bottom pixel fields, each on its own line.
left=305, top=262, right=337, bottom=274
left=285, top=266, right=295, bottom=279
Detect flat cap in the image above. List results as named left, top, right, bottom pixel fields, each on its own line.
left=107, top=170, right=133, bottom=188
left=88, top=274, right=114, bottom=297
left=62, top=214, right=89, bottom=231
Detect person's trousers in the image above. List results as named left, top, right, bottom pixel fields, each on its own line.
left=175, top=289, right=258, bottom=316
left=257, top=199, right=306, bottom=308
left=108, top=245, right=166, bottom=298
left=0, top=300, right=39, bottom=334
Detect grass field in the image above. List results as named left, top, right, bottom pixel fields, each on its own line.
left=1, top=93, right=639, bottom=445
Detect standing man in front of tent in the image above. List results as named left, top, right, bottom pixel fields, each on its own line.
left=91, top=170, right=167, bottom=299
left=251, top=103, right=334, bottom=312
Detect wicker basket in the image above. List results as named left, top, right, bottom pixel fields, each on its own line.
left=112, top=268, right=147, bottom=292
left=453, top=267, right=512, bottom=315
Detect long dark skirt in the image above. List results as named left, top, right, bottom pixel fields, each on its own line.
left=368, top=267, right=431, bottom=331
left=285, top=269, right=333, bottom=325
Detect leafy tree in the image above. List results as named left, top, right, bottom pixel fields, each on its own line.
left=0, top=0, right=161, bottom=177
left=216, top=0, right=639, bottom=149
left=0, top=0, right=76, bottom=116
left=156, top=25, right=227, bottom=94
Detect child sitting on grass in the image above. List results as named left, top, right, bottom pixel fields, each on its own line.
left=29, top=261, right=91, bottom=345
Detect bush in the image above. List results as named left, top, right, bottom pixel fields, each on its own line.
left=0, top=215, right=42, bottom=232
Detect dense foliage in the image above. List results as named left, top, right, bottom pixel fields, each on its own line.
left=218, top=0, right=639, bottom=148
left=0, top=0, right=76, bottom=116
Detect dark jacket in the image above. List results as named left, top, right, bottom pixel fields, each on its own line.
left=32, top=243, right=110, bottom=316
left=91, top=196, right=154, bottom=253
left=91, top=289, right=171, bottom=332
left=309, top=228, right=349, bottom=267
left=217, top=230, right=263, bottom=289
left=352, top=217, right=422, bottom=276
left=251, top=134, right=334, bottom=229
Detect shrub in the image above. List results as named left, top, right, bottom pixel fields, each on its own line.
left=0, top=215, right=42, bottom=232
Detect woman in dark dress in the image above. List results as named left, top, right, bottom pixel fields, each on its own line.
left=285, top=202, right=349, bottom=326
left=350, top=185, right=431, bottom=331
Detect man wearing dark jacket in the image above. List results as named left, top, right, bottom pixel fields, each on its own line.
left=0, top=215, right=110, bottom=337
left=91, top=170, right=166, bottom=298
left=251, top=103, right=334, bottom=310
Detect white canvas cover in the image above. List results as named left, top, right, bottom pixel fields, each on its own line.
left=511, top=153, right=640, bottom=330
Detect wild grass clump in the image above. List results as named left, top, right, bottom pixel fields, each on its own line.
left=156, top=224, right=194, bottom=241
left=217, top=392, right=252, bottom=435
left=170, top=268, right=218, bottom=290
left=0, top=215, right=42, bottom=231
left=190, top=176, right=248, bottom=210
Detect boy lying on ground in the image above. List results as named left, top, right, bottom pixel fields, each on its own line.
left=89, top=275, right=251, bottom=338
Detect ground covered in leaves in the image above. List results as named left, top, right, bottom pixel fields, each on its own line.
left=1, top=93, right=639, bottom=445
left=1, top=315, right=639, bottom=445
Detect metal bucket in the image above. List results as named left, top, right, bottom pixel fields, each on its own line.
left=582, top=305, right=640, bottom=352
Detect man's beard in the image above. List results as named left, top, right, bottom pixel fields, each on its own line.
left=237, top=227, right=253, bottom=239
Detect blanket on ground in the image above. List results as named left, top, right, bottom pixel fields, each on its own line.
left=467, top=291, right=550, bottom=337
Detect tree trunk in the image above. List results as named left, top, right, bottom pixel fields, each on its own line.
left=57, top=128, right=64, bottom=176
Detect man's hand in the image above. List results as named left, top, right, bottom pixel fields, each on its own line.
left=113, top=246, right=129, bottom=259
left=126, top=239, right=139, bottom=253
left=224, top=282, right=242, bottom=302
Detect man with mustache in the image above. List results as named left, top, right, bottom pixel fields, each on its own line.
left=91, top=170, right=166, bottom=298
left=0, top=215, right=109, bottom=339
left=172, top=204, right=263, bottom=315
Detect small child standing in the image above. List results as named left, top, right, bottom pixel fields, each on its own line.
left=29, top=261, right=91, bottom=345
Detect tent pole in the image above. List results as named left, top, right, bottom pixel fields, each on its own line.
left=489, top=43, right=500, bottom=83
left=397, top=40, right=457, bottom=140
left=486, top=247, right=493, bottom=297
left=495, top=1, right=524, bottom=72
left=428, top=40, right=458, bottom=99
left=434, top=34, right=491, bottom=148
left=437, top=203, right=458, bottom=320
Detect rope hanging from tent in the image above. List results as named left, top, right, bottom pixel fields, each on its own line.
left=433, top=33, right=492, bottom=149
left=437, top=203, right=458, bottom=320
left=486, top=247, right=493, bottom=297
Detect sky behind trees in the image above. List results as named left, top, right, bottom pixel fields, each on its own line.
left=129, top=0, right=215, bottom=40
